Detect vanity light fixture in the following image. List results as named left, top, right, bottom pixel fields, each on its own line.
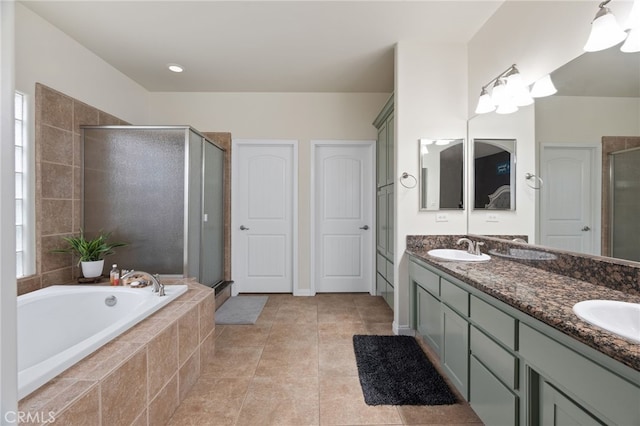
left=474, top=64, right=545, bottom=115
left=622, top=0, right=640, bottom=52
left=167, top=63, right=184, bottom=73
left=530, top=74, right=557, bottom=98
left=584, top=0, right=628, bottom=52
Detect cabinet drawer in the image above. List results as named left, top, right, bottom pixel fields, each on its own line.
left=441, top=279, right=468, bottom=316
left=470, top=326, right=517, bottom=389
left=385, top=259, right=394, bottom=285
left=520, top=323, right=639, bottom=426
left=470, top=356, right=518, bottom=426
left=376, top=253, right=385, bottom=275
left=409, top=261, right=439, bottom=296
left=470, top=295, right=516, bottom=349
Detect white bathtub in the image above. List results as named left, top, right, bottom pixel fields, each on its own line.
left=17, top=284, right=188, bottom=399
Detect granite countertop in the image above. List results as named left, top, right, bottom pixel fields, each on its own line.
left=407, top=248, right=640, bottom=372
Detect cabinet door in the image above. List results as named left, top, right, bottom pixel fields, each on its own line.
left=386, top=114, right=394, bottom=186
left=442, top=305, right=469, bottom=398
left=377, top=123, right=387, bottom=187
left=416, top=285, right=442, bottom=357
left=470, top=356, right=518, bottom=426
left=386, top=185, right=394, bottom=259
left=541, top=381, right=604, bottom=426
left=376, top=188, right=387, bottom=254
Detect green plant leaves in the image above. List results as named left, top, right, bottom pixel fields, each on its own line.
left=52, top=230, right=127, bottom=263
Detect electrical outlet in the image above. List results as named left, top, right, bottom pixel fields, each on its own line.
left=486, top=214, right=499, bottom=222
left=436, top=213, right=448, bottom=222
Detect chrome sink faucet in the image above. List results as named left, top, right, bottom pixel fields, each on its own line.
left=121, top=270, right=165, bottom=296
left=457, top=238, right=475, bottom=254
left=457, top=238, right=485, bottom=256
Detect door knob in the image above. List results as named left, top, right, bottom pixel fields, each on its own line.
left=581, top=226, right=591, bottom=232
left=240, top=225, right=250, bottom=231
left=359, top=225, right=369, bottom=230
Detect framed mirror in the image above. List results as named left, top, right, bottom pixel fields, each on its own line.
left=472, top=139, right=516, bottom=210
left=419, top=138, right=464, bottom=211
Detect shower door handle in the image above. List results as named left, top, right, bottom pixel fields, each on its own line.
left=581, top=226, right=591, bottom=232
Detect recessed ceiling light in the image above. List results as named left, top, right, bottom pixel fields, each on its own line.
left=167, top=63, right=184, bottom=73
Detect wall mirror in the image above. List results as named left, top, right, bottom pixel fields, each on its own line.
left=472, top=139, right=516, bottom=210
left=419, top=138, right=464, bottom=211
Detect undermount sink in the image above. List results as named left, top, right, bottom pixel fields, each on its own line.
left=572, top=300, right=640, bottom=343
left=427, top=249, right=491, bottom=262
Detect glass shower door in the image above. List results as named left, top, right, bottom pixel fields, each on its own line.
left=610, top=147, right=640, bottom=262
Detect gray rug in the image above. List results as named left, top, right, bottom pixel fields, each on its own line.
left=215, top=296, right=268, bottom=325
left=353, top=335, right=457, bottom=406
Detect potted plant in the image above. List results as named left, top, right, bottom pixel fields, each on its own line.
left=54, top=230, right=127, bottom=278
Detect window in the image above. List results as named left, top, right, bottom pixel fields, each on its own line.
left=15, top=92, right=31, bottom=278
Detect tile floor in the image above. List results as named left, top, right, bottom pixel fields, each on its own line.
left=168, top=293, right=483, bottom=426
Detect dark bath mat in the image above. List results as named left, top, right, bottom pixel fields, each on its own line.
left=352, top=335, right=457, bottom=406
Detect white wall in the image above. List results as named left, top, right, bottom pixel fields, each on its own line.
left=394, top=41, right=468, bottom=333
left=467, top=105, right=536, bottom=239
left=148, top=92, right=390, bottom=293
left=15, top=3, right=148, bottom=124
left=467, top=1, right=625, bottom=115
left=536, top=96, right=640, bottom=143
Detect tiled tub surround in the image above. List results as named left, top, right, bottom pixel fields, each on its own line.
left=18, top=279, right=215, bottom=426
left=406, top=235, right=640, bottom=371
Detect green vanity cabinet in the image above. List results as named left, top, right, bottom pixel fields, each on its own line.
left=409, top=255, right=640, bottom=426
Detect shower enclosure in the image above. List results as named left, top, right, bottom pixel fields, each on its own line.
left=82, top=126, right=225, bottom=288
left=609, top=147, right=640, bottom=262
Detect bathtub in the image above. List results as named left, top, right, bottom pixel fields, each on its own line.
left=17, top=284, right=188, bottom=399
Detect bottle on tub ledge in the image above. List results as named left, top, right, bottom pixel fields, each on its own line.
left=109, top=264, right=120, bottom=286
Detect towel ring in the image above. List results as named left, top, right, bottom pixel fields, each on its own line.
left=524, top=173, right=543, bottom=190
left=400, top=172, right=417, bottom=189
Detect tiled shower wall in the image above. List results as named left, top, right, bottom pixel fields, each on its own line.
left=17, top=84, right=234, bottom=296
left=17, top=84, right=129, bottom=295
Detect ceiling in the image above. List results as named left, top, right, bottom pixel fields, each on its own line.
left=20, top=1, right=504, bottom=93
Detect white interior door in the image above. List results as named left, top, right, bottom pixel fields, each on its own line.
left=313, top=142, right=374, bottom=293
left=540, top=145, right=598, bottom=254
left=233, top=142, right=295, bottom=293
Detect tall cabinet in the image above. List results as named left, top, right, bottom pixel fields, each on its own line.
left=374, top=95, right=394, bottom=309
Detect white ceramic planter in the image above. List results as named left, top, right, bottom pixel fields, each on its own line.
left=81, top=260, right=104, bottom=278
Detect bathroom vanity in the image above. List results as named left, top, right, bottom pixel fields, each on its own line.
left=407, top=236, right=640, bottom=426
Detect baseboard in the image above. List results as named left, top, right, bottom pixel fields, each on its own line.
left=393, top=322, right=415, bottom=336
left=293, top=288, right=315, bottom=296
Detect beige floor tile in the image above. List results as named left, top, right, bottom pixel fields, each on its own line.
left=319, top=343, right=358, bottom=377
left=215, top=324, right=272, bottom=347
left=236, top=376, right=319, bottom=425
left=274, top=304, right=318, bottom=323
left=255, top=342, right=319, bottom=377
left=267, top=323, right=319, bottom=346
left=201, top=346, right=263, bottom=378
left=397, top=404, right=482, bottom=425
left=318, top=321, right=368, bottom=345
left=170, top=293, right=483, bottom=426
left=319, top=376, right=402, bottom=425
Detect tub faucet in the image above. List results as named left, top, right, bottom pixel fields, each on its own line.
left=457, top=238, right=476, bottom=254
left=120, top=271, right=165, bottom=296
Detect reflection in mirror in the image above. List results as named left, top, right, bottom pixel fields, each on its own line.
left=535, top=48, right=640, bottom=262
left=419, top=139, right=464, bottom=211
left=473, top=139, right=516, bottom=210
